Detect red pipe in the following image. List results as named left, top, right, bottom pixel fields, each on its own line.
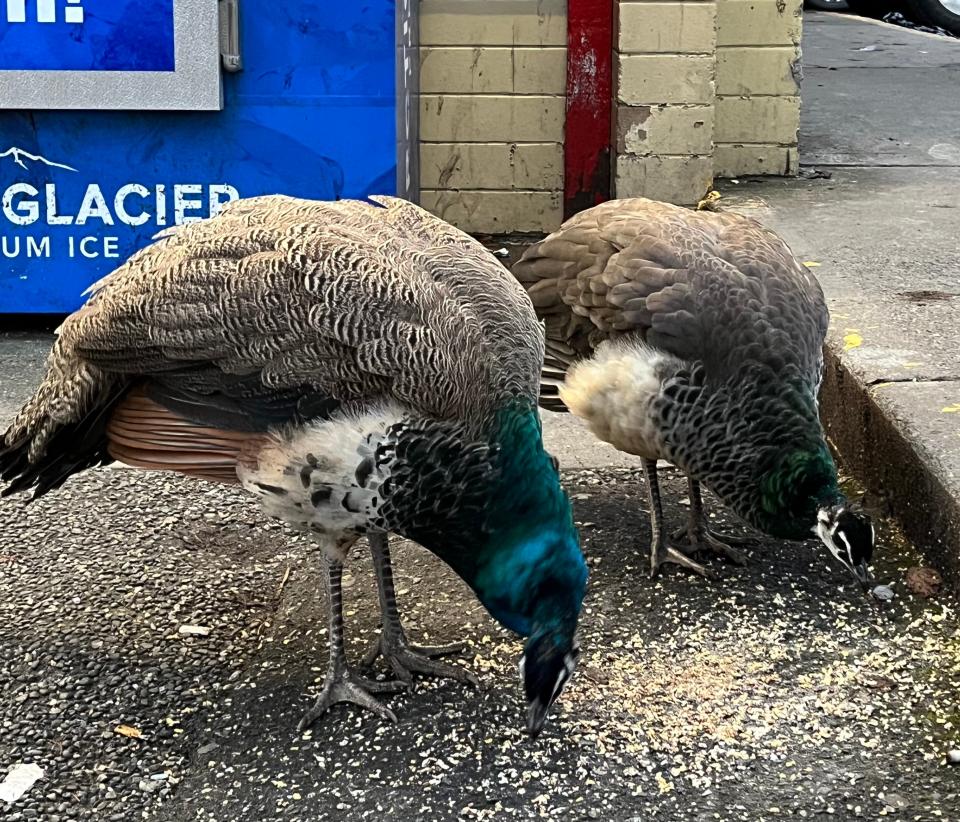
left=564, top=0, right=614, bottom=220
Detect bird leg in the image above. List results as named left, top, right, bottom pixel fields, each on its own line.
left=671, top=477, right=752, bottom=566
left=298, top=557, right=406, bottom=731
left=643, top=459, right=715, bottom=580
left=361, top=533, right=478, bottom=688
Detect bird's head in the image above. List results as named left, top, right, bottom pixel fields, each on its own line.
left=520, top=623, right=580, bottom=738
left=387, top=402, right=586, bottom=734
left=814, top=503, right=875, bottom=590
left=470, top=403, right=587, bottom=737
left=757, top=445, right=875, bottom=589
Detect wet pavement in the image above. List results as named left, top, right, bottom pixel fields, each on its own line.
left=1, top=333, right=959, bottom=821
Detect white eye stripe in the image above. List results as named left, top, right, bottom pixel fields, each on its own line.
left=551, top=670, right=567, bottom=701
left=836, top=531, right=855, bottom=565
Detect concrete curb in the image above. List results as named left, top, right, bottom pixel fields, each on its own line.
left=820, top=345, right=960, bottom=593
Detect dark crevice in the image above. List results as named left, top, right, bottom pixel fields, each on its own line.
left=865, top=375, right=960, bottom=386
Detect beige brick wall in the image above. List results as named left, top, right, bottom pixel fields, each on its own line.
left=614, top=1, right=717, bottom=205
left=418, top=0, right=567, bottom=233
left=417, top=0, right=805, bottom=232
left=714, top=0, right=803, bottom=177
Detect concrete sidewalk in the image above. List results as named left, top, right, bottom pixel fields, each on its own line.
left=721, top=11, right=960, bottom=588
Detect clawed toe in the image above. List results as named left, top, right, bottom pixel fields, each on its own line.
left=408, top=641, right=470, bottom=659
left=363, top=630, right=478, bottom=688
left=298, top=670, right=400, bottom=731
left=650, top=543, right=718, bottom=580
left=388, top=647, right=480, bottom=688
left=671, top=526, right=752, bottom=566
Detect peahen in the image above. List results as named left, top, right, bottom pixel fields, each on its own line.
left=0, top=195, right=587, bottom=736
left=512, top=197, right=875, bottom=587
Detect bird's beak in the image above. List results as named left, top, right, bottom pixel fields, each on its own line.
left=526, top=697, right=550, bottom=739
left=850, top=560, right=873, bottom=591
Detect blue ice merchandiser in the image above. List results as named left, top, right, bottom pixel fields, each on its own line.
left=0, top=0, right=418, bottom=312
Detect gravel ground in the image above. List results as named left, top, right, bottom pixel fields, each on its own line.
left=1, top=333, right=959, bottom=821
left=1, top=465, right=958, bottom=822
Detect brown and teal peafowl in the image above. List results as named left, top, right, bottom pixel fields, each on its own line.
left=513, top=197, right=875, bottom=587
left=0, top=195, right=587, bottom=736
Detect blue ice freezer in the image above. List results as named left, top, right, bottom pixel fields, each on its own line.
left=0, top=0, right=418, bottom=312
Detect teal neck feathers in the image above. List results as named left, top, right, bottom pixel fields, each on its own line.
left=757, top=443, right=843, bottom=539
left=450, top=402, right=586, bottom=638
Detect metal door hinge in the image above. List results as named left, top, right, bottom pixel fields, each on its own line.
left=219, top=0, right=242, bottom=72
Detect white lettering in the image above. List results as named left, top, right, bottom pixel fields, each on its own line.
left=2, top=183, right=39, bottom=225
left=173, top=184, right=203, bottom=225
left=104, top=236, right=119, bottom=258
left=1, top=236, right=19, bottom=257
left=27, top=236, right=51, bottom=257
left=76, top=184, right=114, bottom=226
left=114, top=184, right=151, bottom=226
left=79, top=236, right=100, bottom=258
left=209, top=184, right=239, bottom=218
left=45, top=183, right=73, bottom=225
left=156, top=184, right=167, bottom=226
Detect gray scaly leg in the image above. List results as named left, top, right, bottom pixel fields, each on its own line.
left=361, top=533, right=478, bottom=687
left=298, top=557, right=406, bottom=731
left=672, top=477, right=752, bottom=566
left=643, top=459, right=715, bottom=579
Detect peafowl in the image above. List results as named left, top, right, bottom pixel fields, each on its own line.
left=0, top=195, right=587, bottom=736
left=513, top=197, right=875, bottom=587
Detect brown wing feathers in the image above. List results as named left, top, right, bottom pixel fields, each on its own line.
left=105, top=388, right=265, bottom=485
left=2, top=195, right=543, bottom=498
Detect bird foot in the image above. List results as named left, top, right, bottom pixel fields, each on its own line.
left=298, top=668, right=406, bottom=731
left=672, top=526, right=752, bottom=566
left=362, top=630, right=479, bottom=688
left=650, top=541, right=718, bottom=580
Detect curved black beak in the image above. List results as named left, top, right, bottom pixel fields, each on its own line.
left=526, top=698, right=550, bottom=738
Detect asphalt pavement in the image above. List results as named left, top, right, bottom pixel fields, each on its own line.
left=1, top=330, right=959, bottom=822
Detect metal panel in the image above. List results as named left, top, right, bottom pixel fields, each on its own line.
left=0, top=0, right=407, bottom=313
left=396, top=0, right=419, bottom=202
left=0, top=0, right=222, bottom=111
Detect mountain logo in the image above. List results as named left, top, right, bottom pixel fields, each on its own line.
left=0, top=146, right=77, bottom=173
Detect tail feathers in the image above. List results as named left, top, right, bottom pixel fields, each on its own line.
left=538, top=361, right=570, bottom=413
left=1, top=384, right=128, bottom=500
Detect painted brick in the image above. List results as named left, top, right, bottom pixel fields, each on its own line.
left=615, top=154, right=714, bottom=204
left=715, top=96, right=799, bottom=144
left=420, top=190, right=563, bottom=233
left=716, top=0, right=803, bottom=47
left=617, top=104, right=714, bottom=156
left=420, top=95, right=565, bottom=142
left=619, top=2, right=717, bottom=55
left=420, top=0, right=566, bottom=47
left=715, top=143, right=799, bottom=177
left=716, top=46, right=800, bottom=96
left=420, top=47, right=567, bottom=94
left=618, top=55, right=715, bottom=105
left=420, top=143, right=563, bottom=190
